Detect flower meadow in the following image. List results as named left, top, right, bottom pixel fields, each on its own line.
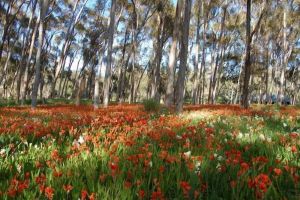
left=0, top=104, right=299, bottom=199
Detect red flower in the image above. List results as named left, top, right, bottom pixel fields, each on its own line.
left=138, top=190, right=145, bottom=199
left=110, top=162, right=118, bottom=171
left=124, top=181, right=132, bottom=189
left=180, top=181, right=191, bottom=195
left=291, top=145, right=297, bottom=153
left=273, top=168, right=282, bottom=176
left=248, top=173, right=271, bottom=198
left=81, top=189, right=88, bottom=200
left=63, top=184, right=73, bottom=193
left=230, top=180, right=237, bottom=188
left=44, top=186, right=54, bottom=200
left=151, top=190, right=163, bottom=200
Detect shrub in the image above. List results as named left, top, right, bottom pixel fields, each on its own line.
left=143, top=99, right=160, bottom=112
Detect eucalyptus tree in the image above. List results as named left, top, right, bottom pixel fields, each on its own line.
left=165, top=0, right=183, bottom=107
left=31, top=0, right=50, bottom=108
left=50, top=0, right=89, bottom=98
left=102, top=0, right=116, bottom=108
left=175, top=0, right=192, bottom=112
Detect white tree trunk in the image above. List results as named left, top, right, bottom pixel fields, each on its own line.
left=31, top=0, right=49, bottom=108
left=103, top=0, right=116, bottom=107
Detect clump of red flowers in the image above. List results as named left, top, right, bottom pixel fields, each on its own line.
left=248, top=173, right=271, bottom=199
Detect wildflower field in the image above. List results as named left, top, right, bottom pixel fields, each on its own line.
left=0, top=104, right=299, bottom=199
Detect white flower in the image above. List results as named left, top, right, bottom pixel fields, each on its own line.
left=216, top=163, right=221, bottom=171
left=149, top=161, right=153, bottom=167
left=78, top=136, right=85, bottom=144
left=266, top=137, right=272, bottom=143
left=259, top=134, right=265, bottom=141
left=195, top=161, right=201, bottom=174
left=245, top=133, right=250, bottom=138
left=184, top=151, right=191, bottom=158
left=217, top=156, right=223, bottom=161
left=176, top=135, right=182, bottom=139
left=195, top=161, right=201, bottom=169
left=283, top=123, right=287, bottom=127
left=17, top=164, right=22, bottom=173
left=0, top=149, right=5, bottom=155
left=237, top=133, right=243, bottom=139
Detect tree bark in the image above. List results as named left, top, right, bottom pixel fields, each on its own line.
left=165, top=0, right=183, bottom=107
left=31, top=0, right=49, bottom=108
left=211, top=6, right=227, bottom=104
left=150, top=11, right=164, bottom=102
left=175, top=0, right=192, bottom=113
left=116, top=29, right=128, bottom=102
left=103, top=0, right=116, bottom=107
left=277, top=5, right=287, bottom=104
left=94, top=47, right=105, bottom=109
left=50, top=0, right=88, bottom=98
left=192, top=2, right=201, bottom=105
left=21, top=16, right=40, bottom=105
left=241, top=0, right=252, bottom=108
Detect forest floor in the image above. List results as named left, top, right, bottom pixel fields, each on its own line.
left=0, top=103, right=299, bottom=199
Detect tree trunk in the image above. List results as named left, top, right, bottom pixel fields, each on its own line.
left=15, top=0, right=37, bottom=104
left=165, top=0, right=183, bottom=107
left=200, top=12, right=207, bottom=104
left=192, top=2, right=201, bottom=105
left=277, top=6, right=287, bottom=104
left=21, top=16, right=40, bottom=105
left=94, top=48, right=105, bottom=109
left=129, top=21, right=137, bottom=104
left=211, top=6, right=227, bottom=104
left=151, top=12, right=164, bottom=101
left=264, top=39, right=270, bottom=104
left=0, top=1, right=25, bottom=62
left=241, top=0, right=251, bottom=108
left=175, top=0, right=192, bottom=113
left=116, top=29, right=128, bottom=102
left=50, top=0, right=88, bottom=98
left=31, top=0, right=49, bottom=108
left=103, top=0, right=116, bottom=107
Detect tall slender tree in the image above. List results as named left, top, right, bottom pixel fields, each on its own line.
left=31, top=0, right=50, bottom=108
left=103, top=0, right=116, bottom=108
left=175, top=0, right=192, bottom=112
left=165, top=0, right=183, bottom=107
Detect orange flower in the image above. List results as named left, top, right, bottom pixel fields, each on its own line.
left=89, top=193, right=96, bottom=200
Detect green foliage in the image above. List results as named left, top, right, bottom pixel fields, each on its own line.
left=142, top=98, right=160, bottom=112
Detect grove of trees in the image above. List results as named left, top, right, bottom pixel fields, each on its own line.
left=0, top=0, right=299, bottom=112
